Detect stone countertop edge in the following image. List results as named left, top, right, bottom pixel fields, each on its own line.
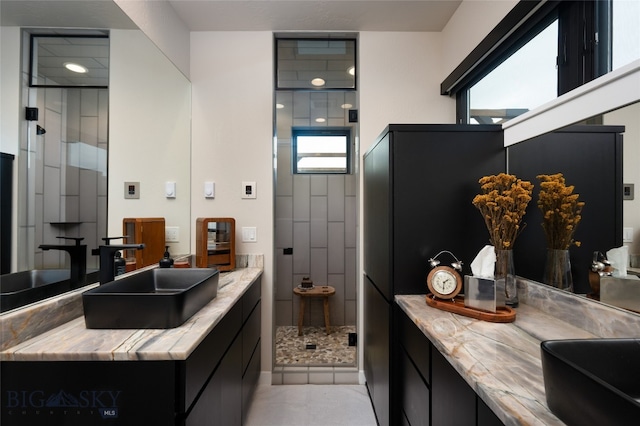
left=395, top=279, right=640, bottom=426
left=1, top=267, right=263, bottom=362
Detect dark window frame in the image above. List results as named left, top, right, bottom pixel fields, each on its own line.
left=29, top=34, right=110, bottom=89
left=292, top=127, right=352, bottom=175
left=274, top=35, right=358, bottom=92
left=443, top=0, right=612, bottom=124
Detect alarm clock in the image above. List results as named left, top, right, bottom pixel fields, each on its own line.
left=426, top=250, right=463, bottom=300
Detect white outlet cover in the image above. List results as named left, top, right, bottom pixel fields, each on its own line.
left=166, top=226, right=179, bottom=242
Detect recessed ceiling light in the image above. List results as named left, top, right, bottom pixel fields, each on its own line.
left=315, top=118, right=326, bottom=123
left=341, top=103, right=353, bottom=109
left=64, top=62, right=88, bottom=73
left=276, top=103, right=285, bottom=109
left=347, top=66, right=355, bottom=76
left=311, top=78, right=325, bottom=87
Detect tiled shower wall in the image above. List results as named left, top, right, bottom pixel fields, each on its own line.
left=18, top=83, right=107, bottom=271
left=275, top=91, right=358, bottom=328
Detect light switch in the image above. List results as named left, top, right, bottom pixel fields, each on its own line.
left=623, top=227, right=634, bottom=243
left=204, top=181, right=215, bottom=198
left=124, top=182, right=140, bottom=199
left=242, top=181, right=257, bottom=199
left=165, top=181, right=176, bottom=198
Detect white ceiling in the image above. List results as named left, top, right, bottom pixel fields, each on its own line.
left=167, top=0, right=462, bottom=32
left=1, top=0, right=462, bottom=32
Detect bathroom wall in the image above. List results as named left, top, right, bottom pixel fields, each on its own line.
left=440, top=0, right=518, bottom=81
left=190, top=31, right=275, bottom=373
left=108, top=29, right=191, bottom=255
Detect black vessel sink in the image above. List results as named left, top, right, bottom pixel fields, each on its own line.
left=82, top=268, right=219, bottom=329
left=1, top=270, right=71, bottom=313
left=541, top=339, right=640, bottom=426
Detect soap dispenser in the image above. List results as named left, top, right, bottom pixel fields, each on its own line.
left=114, top=251, right=126, bottom=276
left=159, top=246, right=174, bottom=268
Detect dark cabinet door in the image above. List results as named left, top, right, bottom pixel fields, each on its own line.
left=364, top=275, right=391, bottom=426
left=431, top=346, right=476, bottom=426
left=398, top=346, right=430, bottom=426
left=187, top=336, right=242, bottom=426
left=363, top=134, right=392, bottom=300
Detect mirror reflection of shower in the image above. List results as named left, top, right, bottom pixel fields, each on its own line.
left=273, top=36, right=359, bottom=368
left=18, top=30, right=109, bottom=272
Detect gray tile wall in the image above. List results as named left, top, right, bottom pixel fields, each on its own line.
left=19, top=83, right=107, bottom=271
left=274, top=91, right=358, bottom=327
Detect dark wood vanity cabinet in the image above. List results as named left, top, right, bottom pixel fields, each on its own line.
left=0, top=278, right=261, bottom=426
left=182, top=277, right=261, bottom=426
left=396, top=304, right=504, bottom=426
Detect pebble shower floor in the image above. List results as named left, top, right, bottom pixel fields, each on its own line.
left=275, top=326, right=356, bottom=366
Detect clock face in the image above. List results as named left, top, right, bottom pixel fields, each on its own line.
left=427, top=265, right=462, bottom=299
left=432, top=270, right=458, bottom=295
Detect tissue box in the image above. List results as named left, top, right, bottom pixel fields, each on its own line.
left=600, top=276, right=640, bottom=312
left=464, top=276, right=505, bottom=313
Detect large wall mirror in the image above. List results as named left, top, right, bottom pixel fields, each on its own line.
left=1, top=1, right=191, bottom=303
left=504, top=61, right=640, bottom=295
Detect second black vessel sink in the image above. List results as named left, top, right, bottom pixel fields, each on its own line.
left=541, top=338, right=640, bottom=426
left=0, top=269, right=70, bottom=313
left=82, top=268, right=219, bottom=329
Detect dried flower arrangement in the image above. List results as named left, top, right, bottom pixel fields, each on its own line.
left=537, top=173, right=585, bottom=249
left=472, top=173, right=534, bottom=250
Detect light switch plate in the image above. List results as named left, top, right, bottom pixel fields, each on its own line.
left=623, top=227, right=633, bottom=243
left=623, top=183, right=634, bottom=200
left=165, top=181, right=176, bottom=198
left=124, top=182, right=140, bottom=199
left=242, top=227, right=257, bottom=242
left=242, top=181, right=256, bottom=199
left=204, top=181, right=215, bottom=198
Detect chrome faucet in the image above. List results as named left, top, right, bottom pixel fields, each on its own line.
left=92, top=237, right=145, bottom=284
left=39, top=237, right=87, bottom=288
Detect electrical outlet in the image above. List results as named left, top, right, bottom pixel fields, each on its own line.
left=166, top=226, right=179, bottom=242
left=242, top=227, right=257, bottom=242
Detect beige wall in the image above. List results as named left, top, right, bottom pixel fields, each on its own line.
left=109, top=29, right=192, bottom=255
left=440, top=0, right=518, bottom=80
left=190, top=31, right=275, bottom=372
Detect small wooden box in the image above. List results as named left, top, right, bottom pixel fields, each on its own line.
left=196, top=218, right=235, bottom=271
left=122, top=217, right=166, bottom=269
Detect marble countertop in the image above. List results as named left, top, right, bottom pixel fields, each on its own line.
left=1, top=267, right=262, bottom=362
left=396, top=279, right=640, bottom=426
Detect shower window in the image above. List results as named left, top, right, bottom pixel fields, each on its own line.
left=292, top=128, right=351, bottom=174
left=30, top=34, right=109, bottom=88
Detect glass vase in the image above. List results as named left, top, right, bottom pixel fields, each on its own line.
left=543, top=249, right=573, bottom=292
left=495, top=249, right=518, bottom=308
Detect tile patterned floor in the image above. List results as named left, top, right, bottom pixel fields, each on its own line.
left=275, top=325, right=357, bottom=366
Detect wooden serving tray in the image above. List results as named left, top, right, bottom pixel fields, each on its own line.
left=425, top=294, right=516, bottom=323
